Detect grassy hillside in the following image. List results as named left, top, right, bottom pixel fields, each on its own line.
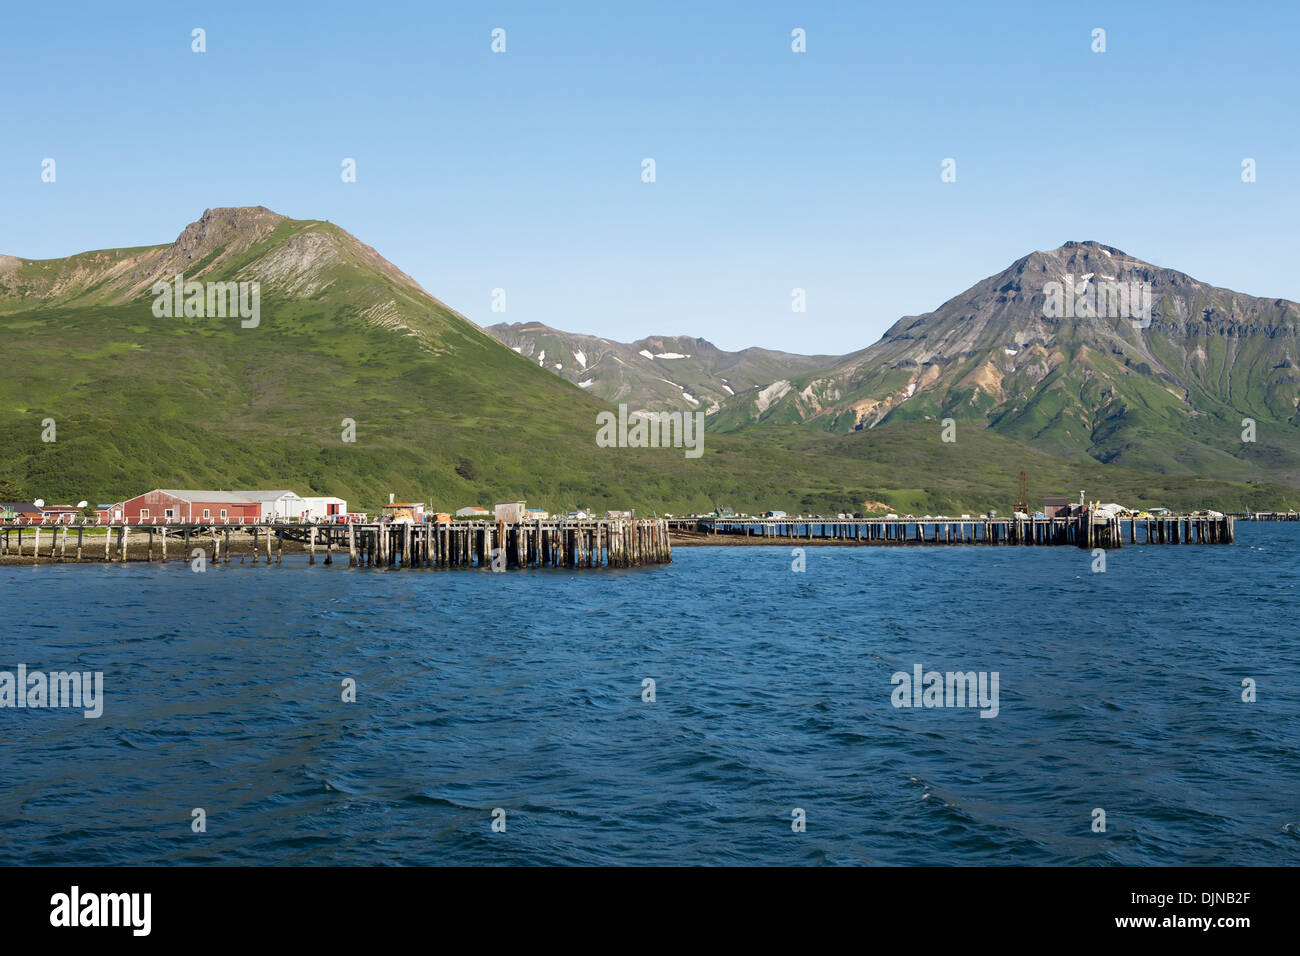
left=2, top=212, right=1296, bottom=515
left=708, top=242, right=1300, bottom=487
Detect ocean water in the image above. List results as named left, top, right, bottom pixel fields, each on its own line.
left=1, top=525, right=1297, bottom=866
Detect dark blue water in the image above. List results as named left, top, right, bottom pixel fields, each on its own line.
left=1, top=526, right=1297, bottom=865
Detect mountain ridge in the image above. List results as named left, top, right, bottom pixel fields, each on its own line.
left=485, top=321, right=848, bottom=414
left=502, top=240, right=1300, bottom=485
left=1, top=212, right=1293, bottom=514
left=719, top=240, right=1300, bottom=483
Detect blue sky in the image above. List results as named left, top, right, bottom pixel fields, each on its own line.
left=2, top=0, right=1296, bottom=353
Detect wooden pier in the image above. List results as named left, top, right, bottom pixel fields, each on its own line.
left=671, top=511, right=1234, bottom=548
left=0, top=518, right=673, bottom=568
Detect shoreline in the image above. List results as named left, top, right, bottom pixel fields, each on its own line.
left=0, top=531, right=317, bottom=565
left=670, top=530, right=916, bottom=547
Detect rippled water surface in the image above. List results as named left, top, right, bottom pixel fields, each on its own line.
left=2, top=525, right=1297, bottom=865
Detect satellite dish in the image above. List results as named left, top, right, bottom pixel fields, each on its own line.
left=77, top=500, right=89, bottom=509
left=33, top=499, right=45, bottom=508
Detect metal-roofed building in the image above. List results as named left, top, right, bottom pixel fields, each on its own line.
left=120, top=489, right=261, bottom=523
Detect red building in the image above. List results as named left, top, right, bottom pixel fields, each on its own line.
left=1042, top=497, right=1071, bottom=518
left=119, top=489, right=261, bottom=523
left=38, top=505, right=83, bottom=524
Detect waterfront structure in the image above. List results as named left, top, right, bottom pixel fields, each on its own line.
left=671, top=512, right=1234, bottom=547
left=0, top=502, right=42, bottom=522
left=0, top=515, right=672, bottom=569
left=495, top=501, right=527, bottom=522
left=119, top=490, right=261, bottom=523
left=236, top=490, right=305, bottom=521
left=1043, top=496, right=1070, bottom=518
left=381, top=501, right=425, bottom=523
left=299, top=496, right=347, bottom=521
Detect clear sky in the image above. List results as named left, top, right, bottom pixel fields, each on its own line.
left=2, top=0, right=1296, bottom=354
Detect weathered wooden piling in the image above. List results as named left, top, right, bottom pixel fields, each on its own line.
left=679, top=512, right=1234, bottom=549
left=20, top=512, right=1237, bottom=563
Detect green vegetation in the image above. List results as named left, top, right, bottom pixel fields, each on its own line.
left=3, top=215, right=1297, bottom=516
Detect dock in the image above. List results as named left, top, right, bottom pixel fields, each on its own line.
left=0, top=518, right=673, bottom=568
left=669, top=511, right=1234, bottom=548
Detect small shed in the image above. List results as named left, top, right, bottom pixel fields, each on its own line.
left=235, top=490, right=305, bottom=521
left=494, top=501, right=527, bottom=523
left=1042, top=497, right=1070, bottom=518
left=299, top=496, right=347, bottom=521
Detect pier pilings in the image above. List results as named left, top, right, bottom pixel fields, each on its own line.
left=0, top=518, right=674, bottom=568
left=671, top=512, right=1234, bottom=548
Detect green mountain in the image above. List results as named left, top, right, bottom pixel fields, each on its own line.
left=709, top=241, right=1300, bottom=485
left=0, top=207, right=677, bottom=512
left=1, top=212, right=1292, bottom=515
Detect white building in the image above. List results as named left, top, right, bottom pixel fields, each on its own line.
left=455, top=506, right=491, bottom=518
left=300, top=496, right=347, bottom=521
left=235, top=490, right=305, bottom=521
